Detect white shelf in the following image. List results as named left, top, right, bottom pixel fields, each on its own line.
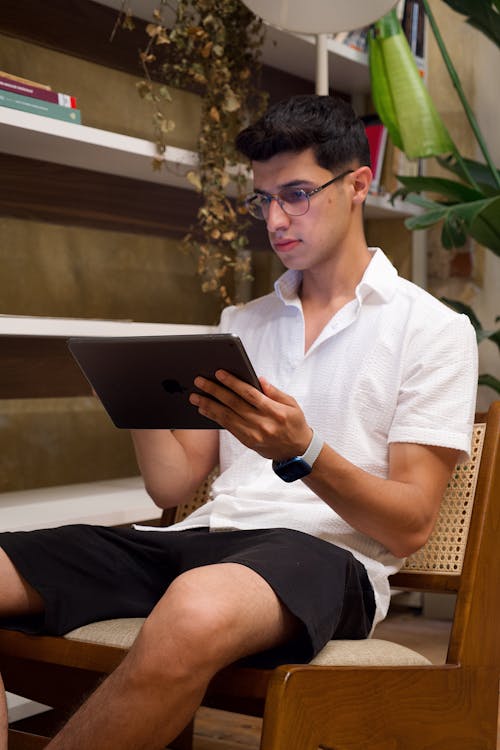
left=365, top=191, right=421, bottom=219
left=0, top=108, right=417, bottom=220
left=0, top=106, right=197, bottom=187
left=262, top=27, right=370, bottom=93
left=0, top=476, right=162, bottom=532
left=0, top=314, right=215, bottom=338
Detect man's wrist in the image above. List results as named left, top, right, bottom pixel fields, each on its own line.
left=272, top=430, right=324, bottom=483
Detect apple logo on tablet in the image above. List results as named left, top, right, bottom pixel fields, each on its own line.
left=161, top=379, right=187, bottom=395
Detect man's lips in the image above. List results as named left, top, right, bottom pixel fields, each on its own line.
left=273, top=238, right=301, bottom=252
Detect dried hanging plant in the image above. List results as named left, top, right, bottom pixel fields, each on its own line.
left=117, top=0, right=268, bottom=306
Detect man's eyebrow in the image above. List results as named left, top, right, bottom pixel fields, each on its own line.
left=254, top=179, right=315, bottom=194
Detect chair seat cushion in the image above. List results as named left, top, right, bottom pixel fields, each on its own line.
left=64, top=619, right=431, bottom=666
left=310, top=638, right=431, bottom=666
left=65, top=618, right=145, bottom=650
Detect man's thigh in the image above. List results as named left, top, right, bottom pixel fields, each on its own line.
left=141, top=562, right=302, bottom=669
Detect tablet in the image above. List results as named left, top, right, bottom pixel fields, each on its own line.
left=68, top=334, right=262, bottom=429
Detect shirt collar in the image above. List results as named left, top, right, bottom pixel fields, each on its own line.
left=274, top=248, right=398, bottom=307
left=355, top=247, right=398, bottom=304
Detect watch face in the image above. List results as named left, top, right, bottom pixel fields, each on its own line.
left=273, top=457, right=312, bottom=483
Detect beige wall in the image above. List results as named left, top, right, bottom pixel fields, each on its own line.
left=426, top=1, right=500, bottom=412
left=0, top=34, right=201, bottom=147
left=471, top=21, right=500, bottom=412
left=0, top=35, right=215, bottom=491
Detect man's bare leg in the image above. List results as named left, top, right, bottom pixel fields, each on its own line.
left=46, top=562, right=300, bottom=750
left=0, top=548, right=44, bottom=617
left=0, top=548, right=45, bottom=750
left=0, top=673, right=7, bottom=750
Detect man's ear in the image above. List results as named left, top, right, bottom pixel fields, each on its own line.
left=351, top=166, right=372, bottom=205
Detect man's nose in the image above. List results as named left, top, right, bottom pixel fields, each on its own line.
left=265, top=198, right=290, bottom=232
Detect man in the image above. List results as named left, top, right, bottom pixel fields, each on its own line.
left=0, top=95, right=477, bottom=749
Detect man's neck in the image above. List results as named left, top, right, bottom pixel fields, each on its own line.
left=300, top=243, right=372, bottom=306
left=299, top=244, right=372, bottom=352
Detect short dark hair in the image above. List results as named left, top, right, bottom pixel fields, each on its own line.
left=236, top=94, right=371, bottom=171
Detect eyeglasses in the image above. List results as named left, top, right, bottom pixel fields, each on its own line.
left=244, top=169, right=354, bottom=221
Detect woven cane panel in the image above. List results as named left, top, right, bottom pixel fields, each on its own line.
left=401, top=423, right=486, bottom=575
left=173, top=468, right=219, bottom=524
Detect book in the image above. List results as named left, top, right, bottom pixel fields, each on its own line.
left=401, top=0, right=426, bottom=71
left=363, top=115, right=388, bottom=194
left=0, top=74, right=77, bottom=108
left=0, top=70, right=52, bottom=91
left=340, top=28, right=369, bottom=54
left=0, top=89, right=81, bottom=124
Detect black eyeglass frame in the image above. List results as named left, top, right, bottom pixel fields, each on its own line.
left=244, top=168, right=355, bottom=220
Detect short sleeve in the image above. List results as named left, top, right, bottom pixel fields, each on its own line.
left=389, top=313, right=478, bottom=462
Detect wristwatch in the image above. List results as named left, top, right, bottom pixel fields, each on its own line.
left=272, top=430, right=324, bottom=483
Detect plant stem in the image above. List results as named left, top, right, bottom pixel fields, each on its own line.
left=450, top=144, right=480, bottom=190
left=422, top=0, right=500, bottom=189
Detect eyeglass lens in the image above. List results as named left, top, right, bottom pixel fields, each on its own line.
left=246, top=189, right=309, bottom=220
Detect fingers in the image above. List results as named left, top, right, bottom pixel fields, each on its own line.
left=258, top=376, right=296, bottom=405
left=188, top=371, right=311, bottom=461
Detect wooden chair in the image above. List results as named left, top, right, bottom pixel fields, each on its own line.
left=1, top=401, right=499, bottom=750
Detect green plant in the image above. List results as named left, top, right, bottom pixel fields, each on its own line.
left=117, top=0, right=267, bottom=306
left=369, top=0, right=500, bottom=395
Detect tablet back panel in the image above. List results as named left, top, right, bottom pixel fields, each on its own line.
left=68, top=334, right=260, bottom=429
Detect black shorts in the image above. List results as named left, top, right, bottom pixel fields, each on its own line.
left=0, top=525, right=375, bottom=667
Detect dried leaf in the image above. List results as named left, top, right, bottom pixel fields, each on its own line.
left=209, top=106, right=220, bottom=123
left=159, top=118, right=175, bottom=134
left=158, top=86, right=172, bottom=101
left=146, top=23, right=163, bottom=38
left=136, top=80, right=152, bottom=97
left=152, top=155, right=164, bottom=171
left=186, top=171, right=202, bottom=191
left=156, top=31, right=170, bottom=45
left=201, top=41, right=213, bottom=58
left=139, top=51, right=156, bottom=64
left=223, top=87, right=240, bottom=113
left=122, top=10, right=135, bottom=31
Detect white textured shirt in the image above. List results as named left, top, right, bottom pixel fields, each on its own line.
left=142, top=248, right=478, bottom=628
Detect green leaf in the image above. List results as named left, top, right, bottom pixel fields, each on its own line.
left=441, top=212, right=467, bottom=248
left=404, top=193, right=500, bottom=254
left=368, top=27, right=404, bottom=151
left=403, top=193, right=447, bottom=210
left=437, top=155, right=500, bottom=194
left=405, top=206, right=448, bottom=230
left=369, top=11, right=454, bottom=159
left=488, top=329, right=500, bottom=352
left=468, top=195, right=500, bottom=255
left=478, top=373, right=500, bottom=395
left=395, top=175, right=486, bottom=202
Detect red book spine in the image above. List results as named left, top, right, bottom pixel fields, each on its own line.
left=0, top=75, right=77, bottom=108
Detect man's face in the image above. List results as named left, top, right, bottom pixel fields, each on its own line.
left=251, top=148, right=355, bottom=273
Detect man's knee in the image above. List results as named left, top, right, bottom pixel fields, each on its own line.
left=135, top=568, right=240, bottom=679
left=131, top=563, right=298, bottom=682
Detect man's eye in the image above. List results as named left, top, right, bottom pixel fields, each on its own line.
left=255, top=194, right=272, bottom=206
left=281, top=189, right=306, bottom=204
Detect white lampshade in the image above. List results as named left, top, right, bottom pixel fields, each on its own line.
left=240, top=0, right=398, bottom=34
